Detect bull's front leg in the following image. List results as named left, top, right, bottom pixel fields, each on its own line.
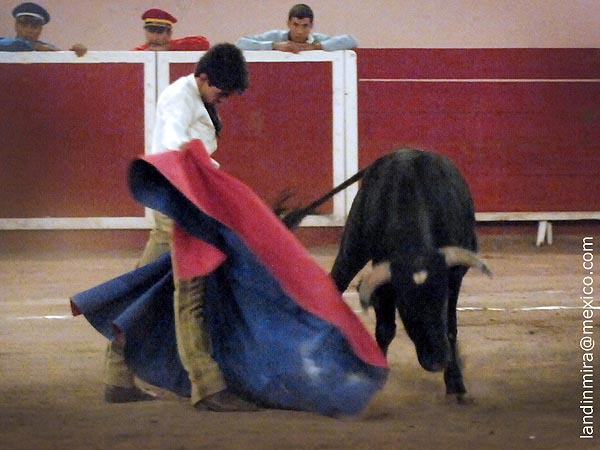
left=372, top=286, right=397, bottom=355
left=444, top=269, right=471, bottom=404
left=443, top=332, right=467, bottom=399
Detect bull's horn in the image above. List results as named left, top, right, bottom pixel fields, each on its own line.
left=439, top=246, right=493, bottom=277
left=358, top=261, right=392, bottom=309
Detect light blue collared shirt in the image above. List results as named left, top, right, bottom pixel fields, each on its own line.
left=235, top=30, right=357, bottom=52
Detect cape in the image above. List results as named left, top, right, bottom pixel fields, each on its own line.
left=71, top=140, right=387, bottom=416
left=133, top=36, right=210, bottom=51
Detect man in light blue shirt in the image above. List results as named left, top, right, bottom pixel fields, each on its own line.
left=235, top=3, right=357, bottom=53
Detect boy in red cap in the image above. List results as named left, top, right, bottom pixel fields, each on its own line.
left=134, top=8, right=209, bottom=51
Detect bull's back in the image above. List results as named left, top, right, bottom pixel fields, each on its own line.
left=332, top=148, right=477, bottom=290
left=354, top=148, right=476, bottom=255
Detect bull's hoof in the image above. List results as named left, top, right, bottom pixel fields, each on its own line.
left=454, top=392, right=474, bottom=405
left=105, top=385, right=157, bottom=403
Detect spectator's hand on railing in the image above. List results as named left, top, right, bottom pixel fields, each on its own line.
left=273, top=41, right=304, bottom=53
left=70, top=43, right=88, bottom=57
left=31, top=41, right=87, bottom=57
left=273, top=41, right=322, bottom=53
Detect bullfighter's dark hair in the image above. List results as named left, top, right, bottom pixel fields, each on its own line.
left=195, top=43, right=249, bottom=93
left=288, top=3, right=314, bottom=21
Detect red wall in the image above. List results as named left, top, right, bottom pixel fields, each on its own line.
left=1, top=49, right=598, bottom=226
left=356, top=48, right=600, bottom=212
left=169, top=62, right=335, bottom=212
left=0, top=62, right=145, bottom=218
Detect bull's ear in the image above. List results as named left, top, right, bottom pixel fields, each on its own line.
left=439, top=247, right=493, bottom=277
left=358, top=261, right=392, bottom=309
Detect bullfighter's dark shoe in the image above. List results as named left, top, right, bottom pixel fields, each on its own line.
left=104, top=385, right=158, bottom=403
left=194, top=389, right=261, bottom=412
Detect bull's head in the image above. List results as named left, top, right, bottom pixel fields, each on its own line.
left=359, top=247, right=491, bottom=372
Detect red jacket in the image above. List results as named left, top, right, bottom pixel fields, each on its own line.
left=133, top=36, right=210, bottom=51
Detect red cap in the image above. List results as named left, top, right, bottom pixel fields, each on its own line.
left=142, top=8, right=177, bottom=28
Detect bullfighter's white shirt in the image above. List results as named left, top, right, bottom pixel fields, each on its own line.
left=151, top=73, right=218, bottom=157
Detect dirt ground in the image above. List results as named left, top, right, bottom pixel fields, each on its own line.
left=1, top=233, right=598, bottom=450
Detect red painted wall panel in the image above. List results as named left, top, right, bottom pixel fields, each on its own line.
left=0, top=63, right=145, bottom=218
left=356, top=49, right=600, bottom=213
left=168, top=62, right=334, bottom=212
left=357, top=48, right=600, bottom=80
left=2, top=50, right=597, bottom=226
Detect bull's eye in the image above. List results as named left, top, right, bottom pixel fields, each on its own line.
left=412, top=270, right=428, bottom=285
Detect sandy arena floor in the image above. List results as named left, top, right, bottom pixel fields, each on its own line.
left=0, top=233, right=598, bottom=450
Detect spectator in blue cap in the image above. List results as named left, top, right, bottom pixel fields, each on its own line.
left=0, top=2, right=87, bottom=56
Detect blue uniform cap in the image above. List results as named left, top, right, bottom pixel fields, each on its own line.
left=12, top=2, right=50, bottom=25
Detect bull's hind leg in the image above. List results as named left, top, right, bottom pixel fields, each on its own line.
left=372, top=285, right=397, bottom=355
left=444, top=267, right=470, bottom=404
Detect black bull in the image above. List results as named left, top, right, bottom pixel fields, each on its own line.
left=281, top=148, right=492, bottom=402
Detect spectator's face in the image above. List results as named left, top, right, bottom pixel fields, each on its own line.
left=144, top=26, right=172, bottom=51
left=287, top=17, right=313, bottom=43
left=196, top=74, right=233, bottom=106
left=15, top=17, right=43, bottom=42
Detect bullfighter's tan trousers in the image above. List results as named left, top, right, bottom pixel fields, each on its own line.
left=104, top=210, right=226, bottom=405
